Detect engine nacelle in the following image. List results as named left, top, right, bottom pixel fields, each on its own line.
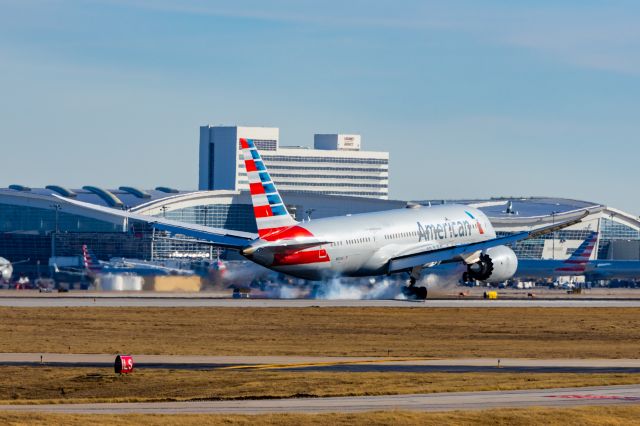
left=0, top=258, right=12, bottom=283
left=464, top=245, right=518, bottom=283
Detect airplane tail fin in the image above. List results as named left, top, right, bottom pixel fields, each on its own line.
left=81, top=245, right=103, bottom=273
left=567, top=231, right=598, bottom=263
left=555, top=231, right=598, bottom=273
left=240, top=138, right=297, bottom=238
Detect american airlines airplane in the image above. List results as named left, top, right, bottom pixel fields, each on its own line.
left=80, top=245, right=194, bottom=277
left=54, top=245, right=193, bottom=278
left=514, top=232, right=640, bottom=282
left=56, top=139, right=591, bottom=299
left=513, top=232, right=599, bottom=280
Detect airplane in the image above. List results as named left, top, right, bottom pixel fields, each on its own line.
left=584, top=260, right=640, bottom=281
left=580, top=243, right=640, bottom=281
left=513, top=231, right=599, bottom=280
left=0, top=257, right=30, bottom=283
left=81, top=245, right=194, bottom=277
left=55, top=245, right=194, bottom=278
left=514, top=232, right=640, bottom=283
left=55, top=139, right=593, bottom=299
left=0, top=257, right=13, bottom=283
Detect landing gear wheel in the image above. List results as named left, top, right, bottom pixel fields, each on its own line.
left=402, top=285, right=428, bottom=300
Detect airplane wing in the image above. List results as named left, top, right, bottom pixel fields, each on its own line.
left=52, top=195, right=258, bottom=249
left=388, top=210, right=591, bottom=273
left=54, top=266, right=88, bottom=276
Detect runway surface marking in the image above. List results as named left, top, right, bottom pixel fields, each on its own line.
left=220, top=357, right=432, bottom=371
left=2, top=297, right=640, bottom=308
left=1, top=385, right=639, bottom=414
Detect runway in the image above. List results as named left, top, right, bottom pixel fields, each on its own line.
left=1, top=385, right=639, bottom=414
left=1, top=296, right=640, bottom=308
left=3, top=353, right=640, bottom=374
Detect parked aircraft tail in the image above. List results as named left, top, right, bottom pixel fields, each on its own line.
left=81, top=245, right=103, bottom=273
left=554, top=231, right=598, bottom=273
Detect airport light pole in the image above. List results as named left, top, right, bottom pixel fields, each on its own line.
left=50, top=203, right=61, bottom=259
left=551, top=211, right=559, bottom=260
left=609, top=212, right=615, bottom=260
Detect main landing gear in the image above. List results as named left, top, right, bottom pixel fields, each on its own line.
left=402, top=268, right=427, bottom=300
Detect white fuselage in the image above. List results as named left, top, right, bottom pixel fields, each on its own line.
left=251, top=204, right=496, bottom=280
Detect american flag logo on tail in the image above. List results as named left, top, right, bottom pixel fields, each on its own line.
left=555, top=231, right=598, bottom=273
left=240, top=138, right=297, bottom=238
left=82, top=245, right=103, bottom=273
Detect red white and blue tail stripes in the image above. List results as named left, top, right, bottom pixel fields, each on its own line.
left=240, top=138, right=297, bottom=237
left=82, top=245, right=103, bottom=273
left=555, top=231, right=598, bottom=273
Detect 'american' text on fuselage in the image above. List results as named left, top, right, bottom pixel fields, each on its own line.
left=417, top=220, right=473, bottom=241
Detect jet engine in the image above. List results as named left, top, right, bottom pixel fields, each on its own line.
left=463, top=245, right=518, bottom=283
left=0, top=258, right=12, bottom=283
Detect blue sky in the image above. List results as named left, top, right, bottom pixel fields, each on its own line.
left=1, top=1, right=639, bottom=214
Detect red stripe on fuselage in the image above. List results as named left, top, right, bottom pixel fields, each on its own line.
left=273, top=249, right=330, bottom=266
left=555, top=267, right=587, bottom=272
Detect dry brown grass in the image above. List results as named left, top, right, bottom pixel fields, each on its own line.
left=2, top=406, right=640, bottom=425
left=1, top=367, right=639, bottom=404
left=1, top=307, right=640, bottom=358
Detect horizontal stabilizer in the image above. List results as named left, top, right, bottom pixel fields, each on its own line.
left=242, top=237, right=332, bottom=255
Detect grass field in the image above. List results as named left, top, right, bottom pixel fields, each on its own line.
left=1, top=307, right=639, bottom=357
left=1, top=367, right=639, bottom=404
left=2, top=406, right=640, bottom=425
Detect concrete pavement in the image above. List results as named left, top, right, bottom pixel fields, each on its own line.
left=1, top=385, right=639, bottom=414
left=1, top=297, right=640, bottom=308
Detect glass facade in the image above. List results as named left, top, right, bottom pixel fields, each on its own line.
left=497, top=229, right=595, bottom=259
left=261, top=155, right=388, bottom=165
left=260, top=165, right=388, bottom=173
left=159, top=204, right=257, bottom=232
left=251, top=139, right=278, bottom=151
left=597, top=218, right=640, bottom=259
left=273, top=181, right=388, bottom=189
left=0, top=203, right=121, bottom=233
left=277, top=190, right=389, bottom=197
left=270, top=173, right=387, bottom=181
left=496, top=233, right=545, bottom=259
left=236, top=151, right=390, bottom=198
left=600, top=218, right=640, bottom=240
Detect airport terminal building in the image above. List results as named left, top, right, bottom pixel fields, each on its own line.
left=1, top=183, right=639, bottom=279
